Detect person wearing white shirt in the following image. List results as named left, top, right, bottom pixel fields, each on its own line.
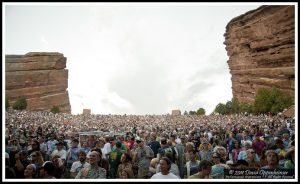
left=51, top=142, right=67, bottom=162
left=151, top=157, right=180, bottom=179
left=70, top=150, right=90, bottom=178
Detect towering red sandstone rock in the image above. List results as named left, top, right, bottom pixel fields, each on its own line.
left=5, top=52, right=71, bottom=113
left=224, top=5, right=295, bottom=104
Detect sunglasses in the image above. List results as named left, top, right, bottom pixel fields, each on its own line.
left=31, top=155, right=37, bottom=157
left=250, top=152, right=255, bottom=154
left=136, top=141, right=141, bottom=143
left=212, top=156, right=219, bottom=158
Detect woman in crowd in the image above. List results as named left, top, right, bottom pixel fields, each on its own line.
left=24, top=164, right=37, bottom=179
left=117, top=153, right=134, bottom=179
left=231, top=141, right=241, bottom=164
left=210, top=152, right=225, bottom=179
left=245, top=149, right=260, bottom=169
left=30, top=151, right=44, bottom=178
left=261, top=150, right=281, bottom=169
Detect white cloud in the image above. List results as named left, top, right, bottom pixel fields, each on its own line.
left=5, top=3, right=265, bottom=115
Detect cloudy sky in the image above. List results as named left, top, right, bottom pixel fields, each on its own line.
left=4, top=3, right=272, bottom=115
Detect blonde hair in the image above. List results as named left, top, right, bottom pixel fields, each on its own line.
left=33, top=151, right=44, bottom=166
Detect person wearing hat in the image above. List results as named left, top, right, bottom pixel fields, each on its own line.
left=199, top=139, right=213, bottom=162
left=51, top=141, right=67, bottom=164
left=133, top=137, right=154, bottom=178
left=40, top=161, right=56, bottom=179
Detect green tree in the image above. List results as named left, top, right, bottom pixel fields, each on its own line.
left=196, top=108, right=206, bottom=115
left=252, top=87, right=293, bottom=115
left=240, top=102, right=253, bottom=113
left=184, top=111, right=188, bottom=115
left=231, top=97, right=240, bottom=114
left=189, top=111, right=196, bottom=115
left=214, top=103, right=227, bottom=115
left=51, top=106, right=60, bottom=113
left=12, top=96, right=27, bottom=110
left=225, top=101, right=232, bottom=114
left=6, top=97, right=9, bottom=110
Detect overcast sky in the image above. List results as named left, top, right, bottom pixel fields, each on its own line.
left=4, top=3, right=273, bottom=115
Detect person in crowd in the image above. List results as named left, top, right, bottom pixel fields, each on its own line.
left=281, top=133, right=290, bottom=149
left=149, top=158, right=159, bottom=177
left=117, top=153, right=134, bottom=179
left=252, top=134, right=267, bottom=160
left=14, top=150, right=30, bottom=178
left=284, top=146, right=295, bottom=169
left=231, top=141, right=241, bottom=164
left=109, top=141, right=125, bottom=178
left=24, top=164, right=37, bottom=179
left=214, top=146, right=228, bottom=164
left=89, top=147, right=109, bottom=177
left=199, top=139, right=213, bottom=162
left=75, top=151, right=106, bottom=179
left=51, top=141, right=67, bottom=164
left=184, top=150, right=200, bottom=178
left=147, top=132, right=161, bottom=158
left=52, top=155, right=65, bottom=178
left=175, top=134, right=186, bottom=179
left=79, top=141, right=90, bottom=155
left=28, top=139, right=40, bottom=156
left=261, top=150, right=281, bottom=169
left=66, top=139, right=80, bottom=178
left=70, top=150, right=90, bottom=178
left=237, top=140, right=253, bottom=161
left=184, top=142, right=197, bottom=163
left=157, top=137, right=177, bottom=164
left=150, top=157, right=179, bottom=179
left=46, top=134, right=58, bottom=161
left=188, top=160, right=212, bottom=179
left=156, top=152, right=180, bottom=178
left=98, top=137, right=110, bottom=160
left=38, top=137, right=47, bottom=160
left=40, top=161, right=56, bottom=179
left=6, top=152, right=16, bottom=178
left=133, top=137, right=154, bottom=178
left=30, top=151, right=44, bottom=178
left=245, top=149, right=260, bottom=169
left=210, top=152, right=225, bottom=179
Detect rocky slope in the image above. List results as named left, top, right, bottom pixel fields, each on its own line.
left=224, top=5, right=295, bottom=104
left=5, top=52, right=71, bottom=113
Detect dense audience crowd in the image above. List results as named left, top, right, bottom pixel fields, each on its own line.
left=5, top=108, right=295, bottom=179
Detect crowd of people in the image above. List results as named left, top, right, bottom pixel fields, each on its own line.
left=5, top=108, right=295, bottom=179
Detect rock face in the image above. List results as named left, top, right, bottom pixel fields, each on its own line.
left=5, top=52, right=71, bottom=113
left=224, top=5, right=295, bottom=104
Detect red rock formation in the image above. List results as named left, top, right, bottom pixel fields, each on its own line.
left=224, top=5, right=295, bottom=104
left=5, top=52, right=71, bottom=113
